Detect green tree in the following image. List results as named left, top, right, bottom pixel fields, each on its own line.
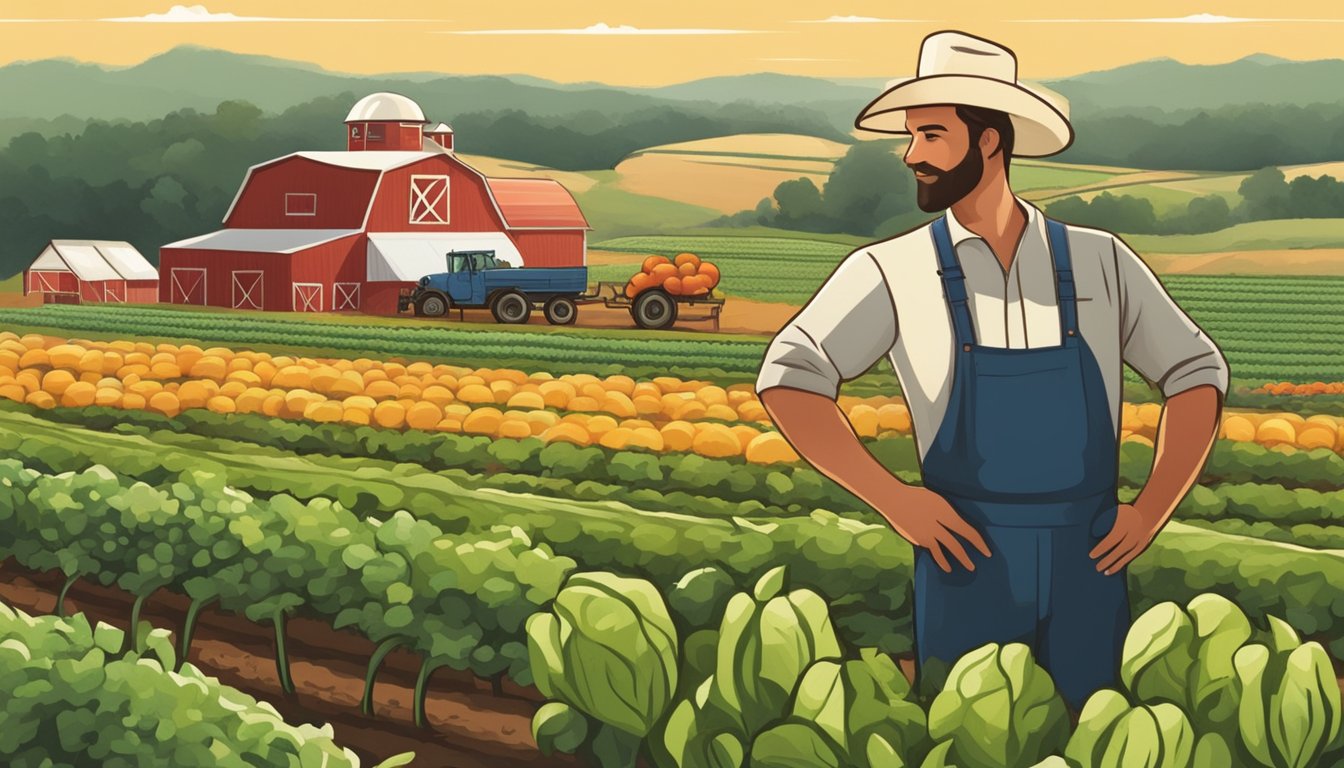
left=1237, top=166, right=1290, bottom=220
left=773, top=177, right=824, bottom=229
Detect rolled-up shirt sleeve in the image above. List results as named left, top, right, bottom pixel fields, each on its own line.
left=1114, top=236, right=1230, bottom=398
left=755, top=249, right=898, bottom=400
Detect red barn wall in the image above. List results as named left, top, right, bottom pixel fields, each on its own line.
left=159, top=249, right=290, bottom=309
left=290, top=235, right=366, bottom=311
left=25, top=270, right=78, bottom=295
left=226, top=158, right=379, bottom=229
left=509, top=231, right=585, bottom=268
left=362, top=282, right=414, bottom=316
left=126, top=281, right=159, bottom=303
left=365, top=157, right=506, bottom=232
left=78, top=279, right=103, bottom=303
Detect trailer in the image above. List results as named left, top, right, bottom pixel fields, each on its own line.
left=397, top=250, right=724, bottom=331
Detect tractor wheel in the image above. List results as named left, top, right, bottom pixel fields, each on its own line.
left=491, top=290, right=532, bottom=324
left=631, top=289, right=678, bottom=330
left=543, top=296, right=578, bottom=325
left=415, top=293, right=449, bottom=317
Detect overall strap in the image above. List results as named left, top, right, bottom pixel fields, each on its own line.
left=1045, top=217, right=1078, bottom=340
left=930, top=216, right=978, bottom=349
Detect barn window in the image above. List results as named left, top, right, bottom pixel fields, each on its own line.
left=368, top=124, right=385, bottom=141
left=285, top=193, right=317, bottom=216
left=410, top=175, right=450, bottom=224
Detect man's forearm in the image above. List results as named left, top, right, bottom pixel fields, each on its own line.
left=759, top=386, right=913, bottom=511
left=1134, top=384, right=1223, bottom=521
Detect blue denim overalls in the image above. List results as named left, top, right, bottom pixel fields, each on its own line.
left=911, top=214, right=1129, bottom=711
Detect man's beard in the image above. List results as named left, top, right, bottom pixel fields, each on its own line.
left=909, top=141, right=984, bottom=213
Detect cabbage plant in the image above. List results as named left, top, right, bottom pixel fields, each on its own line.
left=715, top=565, right=842, bottom=733
left=922, top=643, right=1070, bottom=768
left=1065, top=689, right=1195, bottom=767
left=1234, top=635, right=1342, bottom=768
left=787, top=650, right=929, bottom=767
left=526, top=571, right=679, bottom=737
left=1121, top=594, right=1253, bottom=740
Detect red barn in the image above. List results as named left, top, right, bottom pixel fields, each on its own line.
left=159, top=92, right=591, bottom=314
left=25, top=240, right=158, bottom=303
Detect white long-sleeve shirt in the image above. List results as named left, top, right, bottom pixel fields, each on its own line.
left=755, top=197, right=1230, bottom=462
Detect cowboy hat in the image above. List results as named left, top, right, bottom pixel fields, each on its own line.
left=854, top=30, right=1073, bottom=157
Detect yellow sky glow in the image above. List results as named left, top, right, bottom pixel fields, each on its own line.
left=0, top=1, right=1342, bottom=85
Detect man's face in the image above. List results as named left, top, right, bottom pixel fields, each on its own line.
left=903, top=105, right=984, bottom=212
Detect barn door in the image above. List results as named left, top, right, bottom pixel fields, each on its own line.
left=170, top=268, right=206, bottom=305
left=292, top=283, right=323, bottom=312
left=103, top=280, right=127, bottom=303
left=232, top=270, right=264, bottom=310
left=333, top=282, right=360, bottom=311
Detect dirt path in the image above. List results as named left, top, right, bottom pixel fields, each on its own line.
left=0, top=560, right=575, bottom=768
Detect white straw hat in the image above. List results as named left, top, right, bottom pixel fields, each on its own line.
left=854, top=30, right=1073, bottom=157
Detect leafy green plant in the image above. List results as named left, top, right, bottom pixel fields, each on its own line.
left=922, top=643, right=1071, bottom=768
left=1065, top=689, right=1195, bottom=767
left=715, top=565, right=842, bottom=734
left=527, top=572, right=679, bottom=739
left=1234, top=625, right=1342, bottom=768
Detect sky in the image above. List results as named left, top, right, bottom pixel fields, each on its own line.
left=2, top=1, right=1344, bottom=85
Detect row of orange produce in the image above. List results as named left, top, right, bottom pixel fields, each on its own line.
left=2, top=333, right=1342, bottom=462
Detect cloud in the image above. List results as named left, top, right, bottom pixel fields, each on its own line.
left=100, top=4, right=429, bottom=23
left=793, top=15, right=928, bottom=23
left=443, top=22, right=761, bottom=35
left=1015, top=13, right=1343, bottom=23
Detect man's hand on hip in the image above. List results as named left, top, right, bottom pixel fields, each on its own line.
left=880, top=486, right=992, bottom=573
left=1089, top=502, right=1166, bottom=575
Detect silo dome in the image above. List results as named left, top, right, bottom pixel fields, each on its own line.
left=344, top=92, right=427, bottom=123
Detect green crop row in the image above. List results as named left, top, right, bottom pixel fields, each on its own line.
left=2, top=405, right=1343, bottom=663
left=0, top=598, right=406, bottom=767
left=7, top=403, right=1344, bottom=528
left=0, top=305, right=768, bottom=376
left=0, top=456, right=577, bottom=721
left=526, top=569, right=1344, bottom=768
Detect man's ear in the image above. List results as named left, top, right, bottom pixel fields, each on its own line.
left=980, top=127, right=1003, bottom=159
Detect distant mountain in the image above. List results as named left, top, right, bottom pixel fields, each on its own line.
left=3, top=46, right=1344, bottom=141
left=1043, top=55, right=1344, bottom=115
left=0, top=46, right=828, bottom=128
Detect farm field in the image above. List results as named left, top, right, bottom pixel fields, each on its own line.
left=3, top=275, right=1344, bottom=391
left=5, top=133, right=1344, bottom=766
left=1, top=324, right=1343, bottom=766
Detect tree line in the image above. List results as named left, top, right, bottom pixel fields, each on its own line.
left=1043, top=167, right=1344, bottom=235
left=719, top=146, right=1344, bottom=239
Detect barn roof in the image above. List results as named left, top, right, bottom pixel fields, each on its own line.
left=483, top=178, right=591, bottom=229
left=30, top=240, right=157, bottom=282
left=163, top=229, right=362, bottom=254
left=295, top=151, right=433, bottom=171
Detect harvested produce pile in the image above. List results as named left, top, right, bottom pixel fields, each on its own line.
left=625, top=253, right=721, bottom=298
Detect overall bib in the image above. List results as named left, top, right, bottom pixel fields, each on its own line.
left=911, top=215, right=1129, bottom=711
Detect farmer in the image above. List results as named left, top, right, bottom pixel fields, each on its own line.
left=755, top=30, right=1228, bottom=710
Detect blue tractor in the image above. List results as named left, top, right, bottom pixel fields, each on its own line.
left=398, top=249, right=725, bottom=330
left=398, top=249, right=586, bottom=325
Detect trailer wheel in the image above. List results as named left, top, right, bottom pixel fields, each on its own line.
left=491, top=290, right=532, bottom=324
left=632, top=289, right=678, bottom=330
left=415, top=292, right=449, bottom=317
left=543, top=296, right=578, bottom=325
